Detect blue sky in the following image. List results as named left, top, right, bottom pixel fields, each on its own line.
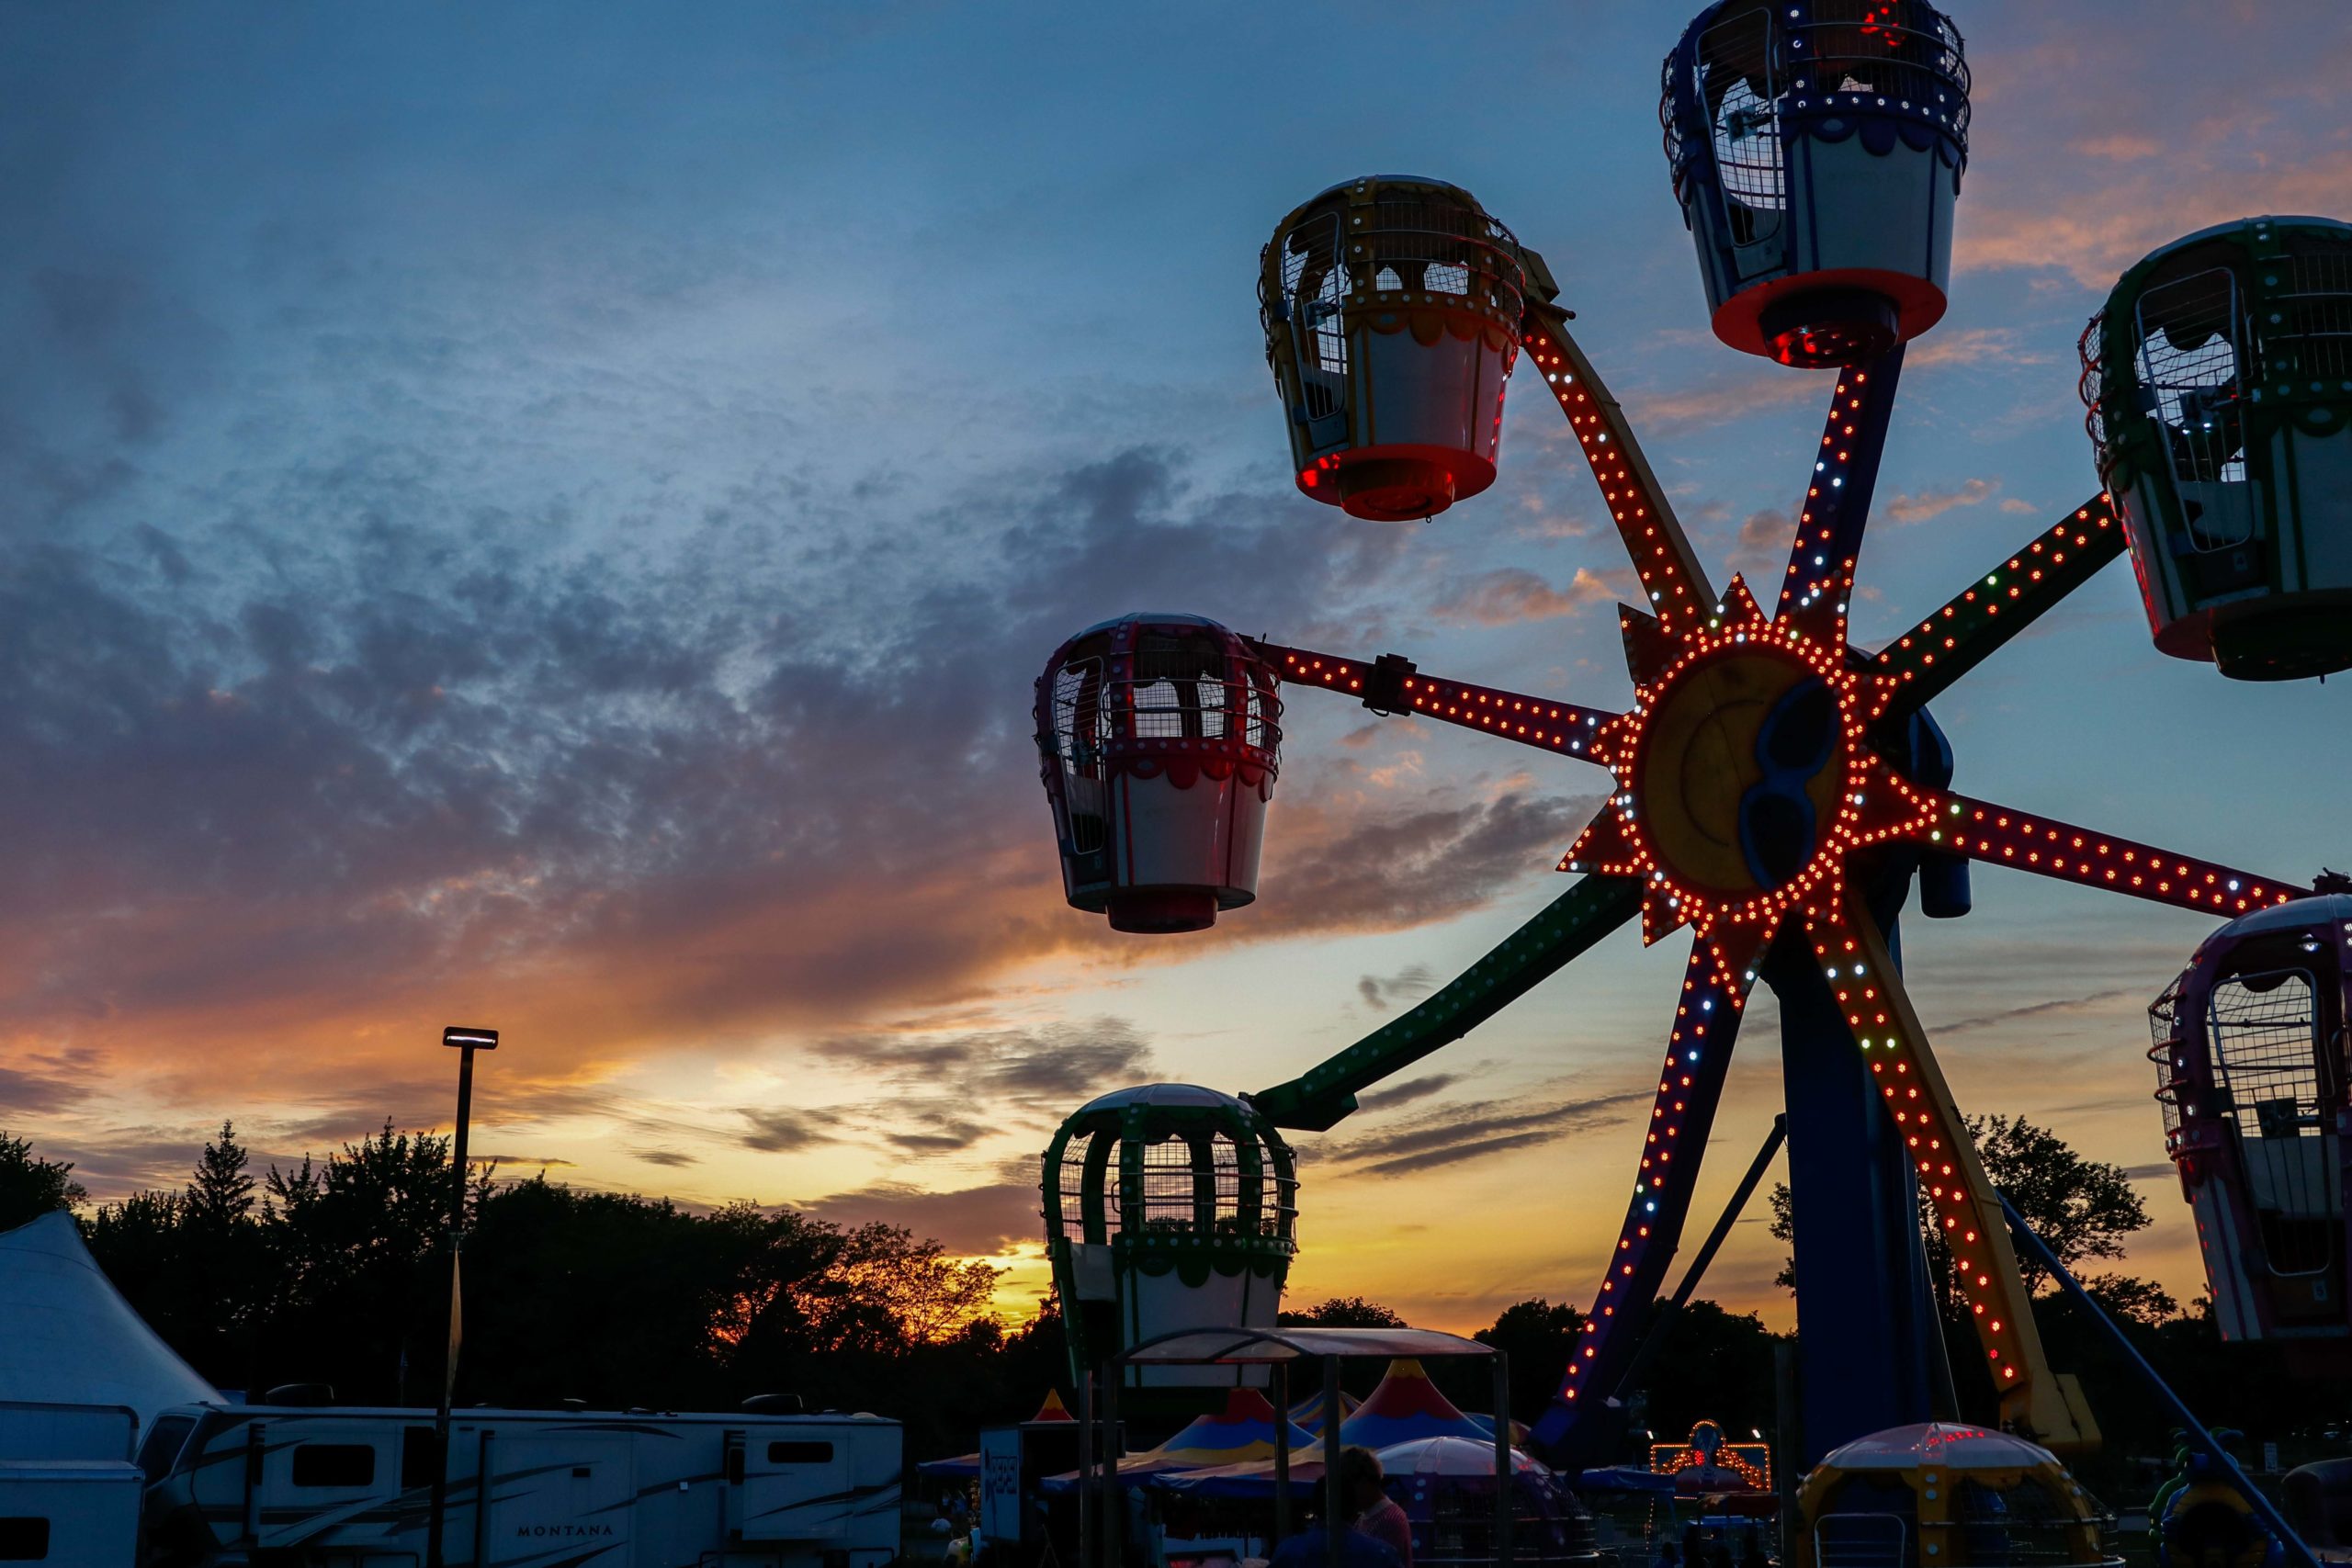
left=4, top=1, right=2349, bottom=1327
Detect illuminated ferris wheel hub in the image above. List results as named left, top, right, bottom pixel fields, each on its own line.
left=1579, top=596, right=1883, bottom=943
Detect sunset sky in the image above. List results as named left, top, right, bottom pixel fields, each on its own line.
left=5, top=2, right=2350, bottom=1336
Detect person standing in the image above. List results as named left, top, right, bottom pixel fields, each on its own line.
left=1340, top=1448, right=1413, bottom=1568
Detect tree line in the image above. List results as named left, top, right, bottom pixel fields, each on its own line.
left=4, top=1115, right=2344, bottom=1481
left=2, top=1122, right=1050, bottom=1461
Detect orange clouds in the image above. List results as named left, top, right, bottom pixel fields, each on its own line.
left=1955, top=11, right=2352, bottom=289
left=1430, top=566, right=1627, bottom=626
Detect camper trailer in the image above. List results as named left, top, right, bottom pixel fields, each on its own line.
left=0, top=1403, right=145, bottom=1568
left=137, top=1402, right=902, bottom=1568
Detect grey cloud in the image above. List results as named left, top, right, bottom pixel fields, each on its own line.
left=1355, top=964, right=1436, bottom=1013
left=740, top=1107, right=842, bottom=1154
left=1247, top=791, right=1602, bottom=939
left=1931, top=988, right=2142, bottom=1036
left=798, top=1180, right=1038, bottom=1256
left=1354, top=1073, right=1460, bottom=1112
left=1317, top=1089, right=1649, bottom=1179
left=816, top=1019, right=1156, bottom=1122
left=0, top=1064, right=92, bottom=1116
left=1362, top=1129, right=1566, bottom=1178
left=0, top=429, right=1450, bottom=1083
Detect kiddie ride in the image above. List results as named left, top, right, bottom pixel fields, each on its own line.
left=1029, top=0, right=2351, bottom=1561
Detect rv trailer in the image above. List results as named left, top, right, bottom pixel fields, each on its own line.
left=138, top=1403, right=901, bottom=1568
left=0, top=1402, right=145, bottom=1568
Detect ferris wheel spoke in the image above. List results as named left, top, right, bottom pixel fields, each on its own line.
left=1520, top=310, right=1718, bottom=634
left=1866, top=497, right=2125, bottom=719
left=1247, top=874, right=1643, bottom=1132
left=1254, top=639, right=1622, bottom=767
left=1776, top=348, right=1905, bottom=646
left=1542, top=937, right=1753, bottom=1441
left=1902, top=790, right=2309, bottom=917
left=1807, top=898, right=2094, bottom=1452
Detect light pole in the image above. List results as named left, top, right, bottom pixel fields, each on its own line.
left=425, top=1025, right=496, bottom=1568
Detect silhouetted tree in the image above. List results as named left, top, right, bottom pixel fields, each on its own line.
left=0, top=1131, right=88, bottom=1229
left=1279, top=1295, right=1405, bottom=1327
left=1769, top=1112, right=2151, bottom=1298
left=1476, top=1297, right=1587, bottom=1421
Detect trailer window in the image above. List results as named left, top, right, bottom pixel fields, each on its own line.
left=766, top=1440, right=835, bottom=1464
left=0, top=1518, right=49, bottom=1561
left=291, top=1443, right=377, bottom=1487
left=401, top=1427, right=439, bottom=1489
left=138, top=1415, right=197, bottom=1484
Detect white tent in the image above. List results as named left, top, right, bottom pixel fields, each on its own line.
left=0, top=1213, right=218, bottom=1432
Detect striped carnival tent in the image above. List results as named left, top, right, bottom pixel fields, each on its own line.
left=1152, top=1436, right=1553, bottom=1501
left=915, top=1389, right=1077, bottom=1479
left=1338, top=1359, right=1491, bottom=1448
left=1042, top=1387, right=1317, bottom=1492
left=1286, top=1384, right=1359, bottom=1435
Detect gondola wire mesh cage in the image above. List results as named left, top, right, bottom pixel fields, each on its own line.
left=2147, top=978, right=2187, bottom=1136
left=1054, top=1131, right=1092, bottom=1233
left=1801, top=2, right=1969, bottom=129
left=1345, top=194, right=1528, bottom=313
left=1262, top=187, right=1532, bottom=416
left=1050, top=1129, right=1296, bottom=1244
left=2271, top=237, right=2352, bottom=382
left=2133, top=268, right=2252, bottom=544
left=2083, top=230, right=2352, bottom=539
left=1947, top=1477, right=2109, bottom=1568
left=1272, top=209, right=1351, bottom=423
left=2207, top=966, right=2337, bottom=1274
left=1662, top=6, right=1786, bottom=247
left=1663, top=1, right=1970, bottom=243
left=1040, top=630, right=1283, bottom=859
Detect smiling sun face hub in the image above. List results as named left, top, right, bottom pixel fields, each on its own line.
left=1562, top=581, right=1932, bottom=981
left=1636, top=640, right=1852, bottom=900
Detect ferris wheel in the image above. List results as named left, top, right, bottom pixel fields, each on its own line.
left=1030, top=0, right=2352, bottom=1469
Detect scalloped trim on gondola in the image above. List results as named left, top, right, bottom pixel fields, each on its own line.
left=1112, top=753, right=1276, bottom=795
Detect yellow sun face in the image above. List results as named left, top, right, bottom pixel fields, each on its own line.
left=1562, top=580, right=1934, bottom=983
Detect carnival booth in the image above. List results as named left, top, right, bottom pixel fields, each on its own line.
left=1661, top=0, right=1971, bottom=366
left=1260, top=176, right=1533, bottom=520
left=1792, top=1424, right=2116, bottom=1568
left=1653, top=1420, right=1778, bottom=1517
left=1035, top=613, right=1283, bottom=933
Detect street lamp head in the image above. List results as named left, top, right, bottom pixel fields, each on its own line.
left=442, top=1026, right=499, bottom=1050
